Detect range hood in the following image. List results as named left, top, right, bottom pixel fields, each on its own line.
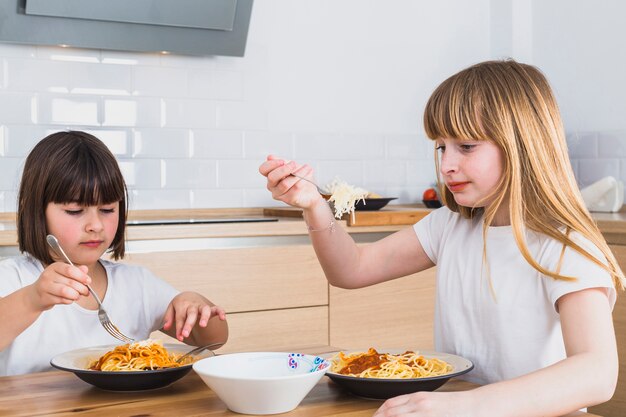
left=0, top=0, right=253, bottom=57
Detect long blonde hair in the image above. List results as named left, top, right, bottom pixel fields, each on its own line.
left=424, top=59, right=624, bottom=289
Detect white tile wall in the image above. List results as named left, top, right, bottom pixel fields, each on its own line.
left=0, top=0, right=495, bottom=212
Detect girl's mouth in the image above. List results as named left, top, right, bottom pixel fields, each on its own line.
left=81, top=241, right=103, bottom=248
left=447, top=182, right=470, bottom=192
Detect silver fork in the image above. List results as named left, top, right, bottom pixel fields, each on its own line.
left=46, top=234, right=134, bottom=343
left=290, top=173, right=331, bottom=197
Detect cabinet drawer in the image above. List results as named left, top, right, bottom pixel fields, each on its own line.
left=123, top=245, right=328, bottom=313
left=329, top=268, right=436, bottom=350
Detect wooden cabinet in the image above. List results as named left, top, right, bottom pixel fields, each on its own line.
left=329, top=268, right=436, bottom=350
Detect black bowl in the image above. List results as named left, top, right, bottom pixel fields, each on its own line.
left=324, top=350, right=473, bottom=400
left=423, top=200, right=442, bottom=208
left=50, top=343, right=215, bottom=391
left=354, top=198, right=397, bottom=211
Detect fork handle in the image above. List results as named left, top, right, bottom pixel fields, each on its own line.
left=46, top=234, right=104, bottom=307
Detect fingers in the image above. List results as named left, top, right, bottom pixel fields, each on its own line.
left=162, top=303, right=174, bottom=331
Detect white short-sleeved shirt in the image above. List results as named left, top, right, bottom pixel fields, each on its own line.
left=414, top=207, right=616, bottom=385
left=0, top=255, right=179, bottom=376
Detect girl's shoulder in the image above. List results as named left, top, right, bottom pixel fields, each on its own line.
left=0, top=254, right=42, bottom=273
left=99, top=259, right=156, bottom=280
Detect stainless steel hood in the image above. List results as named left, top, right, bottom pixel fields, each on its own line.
left=0, top=0, right=253, bottom=57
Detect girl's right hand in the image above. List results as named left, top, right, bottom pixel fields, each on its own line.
left=27, top=263, right=91, bottom=312
left=259, top=155, right=325, bottom=209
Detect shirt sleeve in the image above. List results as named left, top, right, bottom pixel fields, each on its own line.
left=413, top=207, right=453, bottom=265
left=0, top=258, right=28, bottom=297
left=541, top=232, right=616, bottom=311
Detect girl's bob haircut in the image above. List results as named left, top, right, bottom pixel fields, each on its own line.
left=17, top=131, right=128, bottom=264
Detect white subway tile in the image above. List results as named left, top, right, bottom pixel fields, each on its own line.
left=133, top=128, right=190, bottom=158
left=578, top=159, right=620, bottom=187
left=216, top=102, right=267, bottom=130
left=244, top=131, right=293, bottom=160
left=162, top=98, right=216, bottom=128
left=386, top=186, right=424, bottom=204
left=295, top=133, right=385, bottom=160
left=2, top=190, right=18, bottom=212
left=0, top=158, right=23, bottom=190
left=407, top=160, right=437, bottom=186
left=363, top=160, right=407, bottom=189
left=160, top=53, right=216, bottom=69
left=191, top=189, right=244, bottom=208
left=118, top=159, right=161, bottom=188
left=187, top=69, right=212, bottom=97
left=597, top=131, right=626, bottom=158
left=386, top=134, right=425, bottom=160
left=132, top=66, right=188, bottom=97
left=128, top=189, right=191, bottom=210
left=38, top=95, right=99, bottom=125
left=84, top=129, right=131, bottom=157
left=101, top=50, right=161, bottom=66
left=70, top=63, right=132, bottom=95
left=103, top=97, right=161, bottom=127
left=192, top=129, right=242, bottom=158
left=567, top=132, right=598, bottom=158
left=36, top=46, right=100, bottom=63
left=210, top=70, right=244, bottom=100
left=244, top=188, right=281, bottom=208
left=163, top=159, right=217, bottom=188
left=0, top=44, right=36, bottom=58
left=218, top=160, right=266, bottom=188
left=0, top=93, right=37, bottom=124
left=2, top=125, right=53, bottom=157
left=316, top=161, right=363, bottom=188
left=4, top=59, right=70, bottom=92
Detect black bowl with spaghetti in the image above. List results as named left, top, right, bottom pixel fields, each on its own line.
left=50, top=343, right=215, bottom=391
left=323, top=349, right=473, bottom=400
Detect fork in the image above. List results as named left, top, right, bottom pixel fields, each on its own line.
left=175, top=341, right=225, bottom=364
left=290, top=173, right=331, bottom=197
left=46, top=234, right=134, bottom=343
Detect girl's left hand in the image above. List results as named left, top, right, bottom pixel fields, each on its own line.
left=373, top=391, right=478, bottom=417
left=162, top=291, right=227, bottom=341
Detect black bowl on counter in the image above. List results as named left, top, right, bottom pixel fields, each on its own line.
left=354, top=198, right=397, bottom=211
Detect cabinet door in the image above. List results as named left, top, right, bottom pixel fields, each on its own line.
left=329, top=268, right=436, bottom=350
left=123, top=245, right=328, bottom=313
left=589, top=245, right=626, bottom=417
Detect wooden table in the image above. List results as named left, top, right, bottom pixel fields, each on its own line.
left=0, top=346, right=600, bottom=417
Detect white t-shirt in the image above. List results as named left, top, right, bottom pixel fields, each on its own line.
left=414, top=207, right=616, bottom=385
left=0, top=255, right=179, bottom=376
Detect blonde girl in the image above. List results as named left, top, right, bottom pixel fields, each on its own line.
left=259, top=60, right=622, bottom=417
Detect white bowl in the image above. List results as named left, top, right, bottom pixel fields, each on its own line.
left=193, top=352, right=330, bottom=415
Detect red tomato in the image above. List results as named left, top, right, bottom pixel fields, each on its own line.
left=423, top=188, right=438, bottom=201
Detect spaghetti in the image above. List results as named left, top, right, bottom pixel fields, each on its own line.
left=330, top=348, right=453, bottom=379
left=88, top=340, right=192, bottom=371
left=326, top=179, right=369, bottom=220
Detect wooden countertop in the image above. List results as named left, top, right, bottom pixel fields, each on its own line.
left=0, top=345, right=600, bottom=417
left=1, top=206, right=626, bottom=247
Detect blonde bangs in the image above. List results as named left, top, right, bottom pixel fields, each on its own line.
left=424, top=74, right=488, bottom=142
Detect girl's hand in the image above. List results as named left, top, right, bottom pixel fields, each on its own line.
left=163, top=291, right=227, bottom=342
left=373, top=391, right=478, bottom=417
left=258, top=155, right=325, bottom=209
left=27, top=263, right=91, bottom=312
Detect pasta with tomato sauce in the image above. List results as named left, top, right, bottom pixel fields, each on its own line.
left=330, top=348, right=453, bottom=379
left=88, top=340, right=192, bottom=371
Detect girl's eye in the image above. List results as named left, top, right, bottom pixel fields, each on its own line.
left=435, top=145, right=445, bottom=152
left=100, top=208, right=116, bottom=214
left=65, top=210, right=82, bottom=215
left=460, top=144, right=476, bottom=151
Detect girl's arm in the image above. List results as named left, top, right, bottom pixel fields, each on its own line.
left=0, top=263, right=91, bottom=350
left=260, top=156, right=434, bottom=289
left=161, top=291, right=228, bottom=348
left=374, top=287, right=617, bottom=417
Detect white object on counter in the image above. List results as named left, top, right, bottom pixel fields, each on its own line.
left=580, top=176, right=624, bottom=212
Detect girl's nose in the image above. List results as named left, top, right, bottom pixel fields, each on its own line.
left=85, top=212, right=104, bottom=232
left=440, top=151, right=458, bottom=175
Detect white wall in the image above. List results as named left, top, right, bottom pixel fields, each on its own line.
left=0, top=0, right=492, bottom=212
left=494, top=0, right=626, bottom=191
